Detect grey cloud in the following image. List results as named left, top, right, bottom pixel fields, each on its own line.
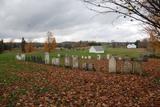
left=0, top=0, right=145, bottom=42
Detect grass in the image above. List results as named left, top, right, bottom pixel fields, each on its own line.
left=27, top=48, right=146, bottom=58
left=0, top=48, right=145, bottom=85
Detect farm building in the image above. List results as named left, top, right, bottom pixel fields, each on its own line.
left=127, top=44, right=137, bottom=48
left=89, top=46, right=104, bottom=53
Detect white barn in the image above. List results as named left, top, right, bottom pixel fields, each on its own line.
left=127, top=44, right=136, bottom=48
left=89, top=46, right=104, bottom=53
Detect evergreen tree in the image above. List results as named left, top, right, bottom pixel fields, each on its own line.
left=21, top=37, right=26, bottom=53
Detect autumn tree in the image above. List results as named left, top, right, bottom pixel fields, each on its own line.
left=148, top=28, right=160, bottom=54
left=25, top=40, right=35, bottom=53
left=44, top=31, right=56, bottom=52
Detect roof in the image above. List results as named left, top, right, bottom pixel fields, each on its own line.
left=91, top=46, right=104, bottom=51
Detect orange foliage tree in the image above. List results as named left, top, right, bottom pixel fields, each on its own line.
left=44, top=31, right=56, bottom=52
left=148, top=29, right=160, bottom=54
left=25, top=40, right=35, bottom=53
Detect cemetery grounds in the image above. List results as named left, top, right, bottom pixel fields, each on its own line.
left=0, top=48, right=160, bottom=107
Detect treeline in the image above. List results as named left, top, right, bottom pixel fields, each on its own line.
left=0, top=40, right=21, bottom=53
left=0, top=39, right=44, bottom=54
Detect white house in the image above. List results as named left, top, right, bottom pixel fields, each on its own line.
left=127, top=44, right=137, bottom=48
left=89, top=46, right=104, bottom=53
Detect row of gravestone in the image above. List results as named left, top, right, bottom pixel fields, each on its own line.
left=51, top=56, right=96, bottom=71
left=16, top=53, right=143, bottom=74
left=109, top=56, right=143, bottom=75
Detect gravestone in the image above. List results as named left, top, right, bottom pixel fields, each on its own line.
left=44, top=52, right=50, bottom=64
left=118, top=57, right=122, bottom=60
left=109, top=56, right=116, bottom=73
left=88, top=56, right=91, bottom=59
left=123, top=60, right=132, bottom=73
left=56, top=58, right=60, bottom=66
left=31, top=56, right=34, bottom=62
left=82, top=63, right=87, bottom=70
left=132, top=61, right=143, bottom=75
left=88, top=63, right=95, bottom=71
left=21, top=54, right=26, bottom=61
left=97, top=54, right=101, bottom=60
left=65, top=56, right=71, bottom=67
left=107, top=54, right=110, bottom=60
left=72, top=56, right=79, bottom=68
left=57, top=54, right=61, bottom=57
left=81, top=56, right=84, bottom=59
left=52, top=58, right=60, bottom=66
left=16, top=54, right=22, bottom=61
left=84, top=56, right=87, bottom=59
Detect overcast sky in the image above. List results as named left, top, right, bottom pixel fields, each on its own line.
left=0, top=0, right=147, bottom=43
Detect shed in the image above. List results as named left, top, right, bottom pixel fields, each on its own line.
left=127, top=44, right=136, bottom=48
left=89, top=46, right=104, bottom=53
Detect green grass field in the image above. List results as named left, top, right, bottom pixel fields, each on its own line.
left=27, top=48, right=146, bottom=58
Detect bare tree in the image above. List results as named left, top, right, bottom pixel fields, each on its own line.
left=83, top=0, right=160, bottom=32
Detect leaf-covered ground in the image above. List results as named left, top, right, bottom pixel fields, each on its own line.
left=0, top=62, right=160, bottom=107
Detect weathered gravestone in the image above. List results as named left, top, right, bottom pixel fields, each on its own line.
left=57, top=54, right=61, bottom=57
left=82, top=63, right=87, bottom=70
left=44, top=52, right=50, bottom=64
left=123, top=60, right=132, bottom=73
left=65, top=56, right=71, bottom=67
left=39, top=56, right=44, bottom=64
left=52, top=58, right=60, bottom=66
left=21, top=54, right=26, bottom=61
left=88, top=56, right=91, bottom=59
left=132, top=61, right=143, bottom=75
left=81, top=56, right=84, bottom=59
left=97, top=54, right=101, bottom=60
left=72, top=56, right=79, bottom=68
left=118, top=57, right=122, bottom=60
left=106, top=54, right=110, bottom=60
left=109, top=56, right=116, bottom=73
left=88, top=63, right=95, bottom=71
left=16, top=54, right=22, bottom=61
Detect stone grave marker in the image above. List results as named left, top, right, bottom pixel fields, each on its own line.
left=97, top=54, right=101, bottom=60
left=107, top=54, right=110, bottom=60
left=56, top=58, right=60, bottom=66
left=132, top=61, right=143, bottom=75
left=81, top=56, right=84, bottom=59
left=16, top=54, right=22, bottom=61
left=44, top=52, right=50, bottom=64
left=65, top=56, right=71, bottom=67
left=109, top=56, right=116, bottom=73
left=85, top=56, right=87, bottom=59
left=88, top=63, right=95, bottom=71
left=118, top=57, right=122, bottom=60
left=82, top=62, right=87, bottom=70
left=21, top=54, right=26, bottom=61
left=57, top=54, right=61, bottom=57
left=88, top=56, right=91, bottom=59
left=123, top=60, right=132, bottom=73
left=52, top=58, right=60, bottom=66
left=72, top=56, right=79, bottom=68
